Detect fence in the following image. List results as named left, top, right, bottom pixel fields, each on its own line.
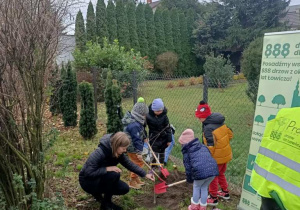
left=129, top=72, right=258, bottom=192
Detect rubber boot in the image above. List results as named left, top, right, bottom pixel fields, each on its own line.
left=128, top=178, right=141, bottom=190
left=135, top=177, right=145, bottom=186
left=188, top=197, right=200, bottom=210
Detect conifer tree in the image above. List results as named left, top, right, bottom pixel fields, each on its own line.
left=171, top=8, right=181, bottom=55
left=163, top=9, right=174, bottom=52
left=186, top=9, right=196, bottom=37
left=127, top=1, right=140, bottom=51
left=145, top=4, right=156, bottom=61
left=86, top=1, right=96, bottom=42
left=105, top=71, right=123, bottom=133
left=62, top=62, right=78, bottom=127
left=96, top=0, right=108, bottom=45
left=79, top=82, right=97, bottom=139
left=75, top=10, right=86, bottom=51
left=136, top=3, right=148, bottom=56
left=58, top=63, right=66, bottom=114
left=154, top=7, right=166, bottom=56
left=50, top=64, right=62, bottom=115
left=107, top=0, right=118, bottom=43
left=179, top=13, right=190, bottom=75
left=186, top=9, right=198, bottom=75
left=116, top=0, right=130, bottom=49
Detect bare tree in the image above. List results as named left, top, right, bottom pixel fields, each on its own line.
left=0, top=0, right=74, bottom=208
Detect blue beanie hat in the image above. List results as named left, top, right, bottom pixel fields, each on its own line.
left=151, top=98, right=164, bottom=111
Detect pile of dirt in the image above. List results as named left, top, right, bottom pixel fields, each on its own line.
left=135, top=170, right=192, bottom=210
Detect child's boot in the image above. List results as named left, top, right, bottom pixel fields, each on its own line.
left=199, top=200, right=207, bottom=210
left=135, top=177, right=145, bottom=186
left=188, top=197, right=200, bottom=210
left=128, top=178, right=141, bottom=190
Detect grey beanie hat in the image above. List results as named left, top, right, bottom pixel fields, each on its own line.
left=131, top=102, right=149, bottom=116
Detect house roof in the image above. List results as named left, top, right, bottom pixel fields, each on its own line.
left=149, top=0, right=160, bottom=9
left=282, top=5, right=300, bottom=28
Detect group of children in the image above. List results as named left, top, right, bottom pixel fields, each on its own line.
left=122, top=98, right=174, bottom=189
left=123, top=98, right=233, bottom=210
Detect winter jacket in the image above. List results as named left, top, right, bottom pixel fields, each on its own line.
left=146, top=105, right=172, bottom=153
left=79, top=134, right=146, bottom=181
left=202, top=113, right=233, bottom=164
left=122, top=111, right=146, bottom=154
left=182, top=138, right=219, bottom=183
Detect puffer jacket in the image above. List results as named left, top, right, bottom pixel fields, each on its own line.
left=122, top=111, right=146, bottom=154
left=146, top=105, right=172, bottom=153
left=202, top=113, right=233, bottom=164
left=182, top=138, right=219, bottom=183
left=79, top=134, right=146, bottom=181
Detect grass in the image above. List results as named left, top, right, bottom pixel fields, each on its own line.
left=44, top=78, right=254, bottom=209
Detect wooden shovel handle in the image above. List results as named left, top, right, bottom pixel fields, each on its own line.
left=167, top=180, right=186, bottom=187
left=142, top=159, right=161, bottom=180
left=146, top=141, right=161, bottom=165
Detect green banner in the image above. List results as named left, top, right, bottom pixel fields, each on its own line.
left=238, top=30, right=300, bottom=210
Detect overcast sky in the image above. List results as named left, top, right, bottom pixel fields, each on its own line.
left=65, top=0, right=300, bottom=35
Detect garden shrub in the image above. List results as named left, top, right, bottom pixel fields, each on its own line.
left=166, top=82, right=174, bottom=88
left=155, top=51, right=179, bottom=76
left=204, top=54, right=234, bottom=88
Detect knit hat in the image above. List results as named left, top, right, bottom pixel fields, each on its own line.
left=131, top=102, right=149, bottom=124
left=195, top=100, right=212, bottom=119
left=151, top=98, right=164, bottom=111
left=179, top=129, right=195, bottom=145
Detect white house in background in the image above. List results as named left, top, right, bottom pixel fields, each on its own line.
left=56, top=34, right=75, bottom=65
left=282, top=4, right=300, bottom=29
left=148, top=0, right=160, bottom=12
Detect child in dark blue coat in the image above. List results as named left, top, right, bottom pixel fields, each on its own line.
left=179, top=129, right=219, bottom=210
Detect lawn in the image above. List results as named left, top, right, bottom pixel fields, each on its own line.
left=44, top=78, right=255, bottom=209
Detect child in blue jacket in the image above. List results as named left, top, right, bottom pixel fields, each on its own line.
left=122, top=101, right=149, bottom=190
left=179, top=129, right=219, bottom=210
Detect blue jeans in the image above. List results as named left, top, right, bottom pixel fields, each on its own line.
left=193, top=176, right=215, bottom=205
left=164, top=134, right=175, bottom=163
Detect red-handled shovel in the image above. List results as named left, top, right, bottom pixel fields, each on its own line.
left=146, top=141, right=170, bottom=178
left=154, top=180, right=186, bottom=194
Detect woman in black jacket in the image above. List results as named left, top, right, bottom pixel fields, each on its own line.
left=146, top=98, right=172, bottom=165
left=79, top=132, right=154, bottom=210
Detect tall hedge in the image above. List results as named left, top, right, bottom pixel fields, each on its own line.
left=107, top=0, right=118, bottom=42
left=127, top=1, right=140, bottom=51
left=145, top=4, right=156, bottom=61
left=163, top=9, right=174, bottom=52
left=154, top=7, right=166, bottom=56
left=136, top=3, right=149, bottom=56
left=96, top=0, right=108, bottom=45
left=116, top=0, right=130, bottom=49
left=75, top=10, right=86, bottom=51
left=86, top=1, right=96, bottom=42
left=171, top=9, right=181, bottom=55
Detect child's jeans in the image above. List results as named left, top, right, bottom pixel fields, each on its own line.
left=209, top=163, right=229, bottom=197
left=164, top=134, right=175, bottom=163
left=193, top=176, right=215, bottom=205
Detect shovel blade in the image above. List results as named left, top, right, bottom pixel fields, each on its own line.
left=160, top=167, right=170, bottom=178
left=154, top=181, right=167, bottom=194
